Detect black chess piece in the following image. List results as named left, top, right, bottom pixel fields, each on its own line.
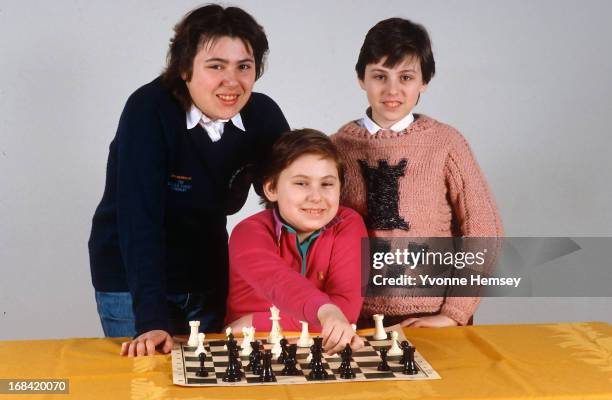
left=377, top=347, right=391, bottom=371
left=246, top=341, right=261, bottom=372
left=399, top=341, right=410, bottom=364
left=402, top=345, right=419, bottom=375
left=308, top=343, right=328, bottom=381
left=222, top=348, right=242, bottom=382
left=339, top=344, right=356, bottom=379
left=309, top=337, right=324, bottom=369
left=196, top=352, right=208, bottom=377
left=277, top=338, right=289, bottom=364
left=281, top=344, right=300, bottom=376
left=259, top=350, right=277, bottom=382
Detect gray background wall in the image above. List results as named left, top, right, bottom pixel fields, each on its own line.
left=1, top=0, right=610, bottom=340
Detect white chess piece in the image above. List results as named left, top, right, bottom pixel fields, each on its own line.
left=195, top=332, right=206, bottom=356
left=223, top=326, right=233, bottom=350
left=268, top=305, right=284, bottom=344
left=297, top=321, right=314, bottom=348
left=241, top=327, right=254, bottom=356
left=387, top=331, right=402, bottom=356
left=188, top=320, right=200, bottom=347
left=271, top=340, right=282, bottom=358
left=372, top=314, right=387, bottom=340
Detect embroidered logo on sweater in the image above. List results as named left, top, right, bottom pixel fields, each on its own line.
left=168, top=174, right=192, bottom=192
left=358, top=159, right=410, bottom=231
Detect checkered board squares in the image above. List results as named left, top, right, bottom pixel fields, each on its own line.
left=171, top=325, right=440, bottom=387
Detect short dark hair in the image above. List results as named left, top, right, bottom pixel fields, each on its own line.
left=161, top=4, right=269, bottom=111
left=355, top=18, right=435, bottom=84
left=262, top=129, right=345, bottom=209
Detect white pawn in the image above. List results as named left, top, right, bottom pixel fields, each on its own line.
left=387, top=331, right=402, bottom=356
left=297, top=321, right=314, bottom=348
left=195, top=332, right=206, bottom=356
left=188, top=320, right=200, bottom=347
left=372, top=314, right=387, bottom=340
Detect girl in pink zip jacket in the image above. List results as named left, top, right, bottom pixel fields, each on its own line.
left=226, top=129, right=367, bottom=354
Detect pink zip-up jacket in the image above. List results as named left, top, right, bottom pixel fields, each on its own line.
left=226, top=206, right=367, bottom=331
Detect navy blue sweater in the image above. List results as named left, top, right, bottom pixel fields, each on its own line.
left=88, top=77, right=289, bottom=335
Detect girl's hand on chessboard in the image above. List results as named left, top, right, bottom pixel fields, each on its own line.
left=317, top=303, right=364, bottom=354
left=120, top=329, right=174, bottom=357
left=400, top=315, right=458, bottom=328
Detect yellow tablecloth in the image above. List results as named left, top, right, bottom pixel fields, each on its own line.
left=1, top=322, right=611, bottom=399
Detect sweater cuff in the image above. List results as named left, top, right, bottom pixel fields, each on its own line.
left=303, top=294, right=331, bottom=326
left=440, top=302, right=474, bottom=326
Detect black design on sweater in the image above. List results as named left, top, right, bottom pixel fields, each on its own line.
left=358, top=159, right=410, bottom=231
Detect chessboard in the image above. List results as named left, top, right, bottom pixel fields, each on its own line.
left=171, top=325, right=440, bottom=387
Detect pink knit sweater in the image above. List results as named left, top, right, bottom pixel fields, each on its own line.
left=331, top=114, right=503, bottom=325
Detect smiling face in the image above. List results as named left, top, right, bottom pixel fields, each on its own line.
left=263, top=153, right=340, bottom=242
left=359, top=56, right=428, bottom=129
left=183, top=36, right=256, bottom=120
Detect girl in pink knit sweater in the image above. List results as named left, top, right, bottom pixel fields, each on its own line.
left=331, top=18, right=503, bottom=328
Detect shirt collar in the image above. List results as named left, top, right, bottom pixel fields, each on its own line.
left=360, top=108, right=414, bottom=134
left=271, top=207, right=342, bottom=242
left=185, top=104, right=245, bottom=131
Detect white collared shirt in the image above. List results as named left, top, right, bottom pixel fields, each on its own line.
left=186, top=104, right=245, bottom=142
left=359, top=110, right=414, bottom=134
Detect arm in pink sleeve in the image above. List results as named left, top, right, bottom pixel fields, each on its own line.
left=443, top=132, right=504, bottom=324
left=324, top=209, right=367, bottom=324
left=229, top=219, right=330, bottom=328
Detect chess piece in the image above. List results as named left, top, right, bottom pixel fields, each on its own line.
left=222, top=347, right=242, bottom=382
left=387, top=331, right=402, bottom=356
left=246, top=341, right=261, bottom=372
left=268, top=305, right=284, bottom=344
left=281, top=344, right=300, bottom=376
left=277, top=338, right=289, bottom=364
left=372, top=314, right=387, bottom=340
left=241, top=327, right=254, bottom=356
left=297, top=321, right=314, bottom=347
left=271, top=339, right=283, bottom=359
left=399, top=341, right=410, bottom=364
left=194, top=332, right=206, bottom=356
left=402, top=345, right=419, bottom=375
left=307, top=344, right=328, bottom=380
left=223, top=327, right=233, bottom=350
left=195, top=352, right=208, bottom=377
left=259, top=350, right=277, bottom=382
left=377, top=348, right=391, bottom=371
left=308, top=337, right=324, bottom=369
left=339, top=344, right=356, bottom=379
left=188, top=320, right=200, bottom=347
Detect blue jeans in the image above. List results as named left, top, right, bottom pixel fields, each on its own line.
left=95, top=291, right=224, bottom=337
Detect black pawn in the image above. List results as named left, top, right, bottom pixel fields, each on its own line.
left=402, top=345, right=419, bottom=375
left=377, top=348, right=390, bottom=371
left=277, top=338, right=289, bottom=364
left=339, top=344, right=356, bottom=379
left=246, top=341, right=261, bottom=372
left=196, top=352, right=208, bottom=377
left=259, top=350, right=277, bottom=382
left=399, top=341, right=410, bottom=364
left=281, top=344, right=300, bottom=376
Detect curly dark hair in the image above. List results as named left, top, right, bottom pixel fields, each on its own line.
left=355, top=17, right=435, bottom=84
left=161, top=4, right=269, bottom=111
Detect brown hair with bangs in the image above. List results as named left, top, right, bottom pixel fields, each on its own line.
left=355, top=17, right=435, bottom=84
left=161, top=4, right=269, bottom=111
left=261, top=129, right=345, bottom=209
